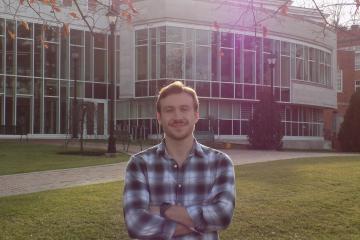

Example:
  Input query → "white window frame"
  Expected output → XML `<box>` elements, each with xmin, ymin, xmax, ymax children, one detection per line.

<box><xmin>355</xmin><ymin>52</ymin><xmax>360</xmax><ymax>71</ymax></box>
<box><xmin>355</xmin><ymin>80</ymin><xmax>360</xmax><ymax>92</ymax></box>
<box><xmin>337</xmin><ymin>68</ymin><xmax>343</xmax><ymax>93</ymax></box>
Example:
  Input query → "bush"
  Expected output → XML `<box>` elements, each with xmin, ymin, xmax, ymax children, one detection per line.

<box><xmin>247</xmin><ymin>91</ymin><xmax>283</xmax><ymax>150</ymax></box>
<box><xmin>338</xmin><ymin>90</ymin><xmax>360</xmax><ymax>152</ymax></box>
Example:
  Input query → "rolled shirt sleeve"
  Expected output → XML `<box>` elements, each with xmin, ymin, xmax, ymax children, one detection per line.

<box><xmin>186</xmin><ymin>154</ymin><xmax>235</xmax><ymax>233</ymax></box>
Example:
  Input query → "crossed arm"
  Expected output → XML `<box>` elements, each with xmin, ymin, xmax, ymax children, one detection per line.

<box><xmin>150</xmin><ymin>205</ymin><xmax>195</xmax><ymax>237</ymax></box>
<box><xmin>123</xmin><ymin>156</ymin><xmax>235</xmax><ymax>239</ymax></box>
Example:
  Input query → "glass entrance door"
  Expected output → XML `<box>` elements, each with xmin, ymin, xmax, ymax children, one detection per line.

<box><xmin>16</xmin><ymin>97</ymin><xmax>31</xmax><ymax>134</ymax></box>
<box><xmin>82</xmin><ymin>100</ymin><xmax>107</xmax><ymax>138</ymax></box>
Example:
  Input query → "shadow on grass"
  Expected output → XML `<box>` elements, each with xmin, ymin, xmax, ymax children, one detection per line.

<box><xmin>57</xmin><ymin>149</ymin><xmax>107</xmax><ymax>157</ymax></box>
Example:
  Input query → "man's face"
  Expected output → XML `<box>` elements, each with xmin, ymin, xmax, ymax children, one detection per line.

<box><xmin>157</xmin><ymin>92</ymin><xmax>199</xmax><ymax>141</ymax></box>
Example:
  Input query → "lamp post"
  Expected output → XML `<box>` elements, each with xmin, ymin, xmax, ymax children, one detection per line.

<box><xmin>106</xmin><ymin>6</ymin><xmax>118</xmax><ymax>154</ymax></box>
<box><xmin>267</xmin><ymin>53</ymin><xmax>276</xmax><ymax>102</ymax></box>
<box><xmin>72</xmin><ymin>52</ymin><xmax>79</xmax><ymax>138</ymax></box>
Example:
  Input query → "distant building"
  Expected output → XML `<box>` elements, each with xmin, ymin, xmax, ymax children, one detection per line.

<box><xmin>0</xmin><ymin>0</ymin><xmax>337</xmax><ymax>149</ymax></box>
<box><xmin>324</xmin><ymin>25</ymin><xmax>360</xmax><ymax>149</ymax></box>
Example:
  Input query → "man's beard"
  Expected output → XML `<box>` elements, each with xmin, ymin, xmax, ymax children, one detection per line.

<box><xmin>164</xmin><ymin>120</ymin><xmax>194</xmax><ymax>141</ymax></box>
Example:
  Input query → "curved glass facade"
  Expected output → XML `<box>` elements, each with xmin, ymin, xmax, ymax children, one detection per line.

<box><xmin>0</xmin><ymin>18</ymin><xmax>120</xmax><ymax>135</ymax></box>
<box><xmin>117</xmin><ymin>25</ymin><xmax>331</xmax><ymax>138</ymax></box>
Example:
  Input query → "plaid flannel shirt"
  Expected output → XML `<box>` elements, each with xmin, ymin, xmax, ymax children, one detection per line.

<box><xmin>123</xmin><ymin>139</ymin><xmax>235</xmax><ymax>240</ymax></box>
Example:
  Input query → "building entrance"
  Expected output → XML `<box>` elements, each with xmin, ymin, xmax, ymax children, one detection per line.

<box><xmin>16</xmin><ymin>97</ymin><xmax>31</xmax><ymax>135</ymax></box>
<box><xmin>80</xmin><ymin>100</ymin><xmax>107</xmax><ymax>138</ymax></box>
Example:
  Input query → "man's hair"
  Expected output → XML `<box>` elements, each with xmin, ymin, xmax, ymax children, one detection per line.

<box><xmin>156</xmin><ymin>81</ymin><xmax>199</xmax><ymax>113</ymax></box>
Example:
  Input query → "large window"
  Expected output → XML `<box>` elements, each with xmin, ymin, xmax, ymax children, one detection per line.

<box><xmin>296</xmin><ymin>44</ymin><xmax>304</xmax><ymax>80</ymax></box>
<box><xmin>134</xmin><ymin>25</ymin><xmax>333</xmax><ymax>107</ymax></box>
<box><xmin>135</xmin><ymin>29</ymin><xmax>148</xmax><ymax>80</ymax></box>
<box><xmin>243</xmin><ymin>36</ymin><xmax>256</xmax><ymax>84</ymax></box>
<box><xmin>355</xmin><ymin>52</ymin><xmax>360</xmax><ymax>71</ymax></box>
<box><xmin>17</xmin><ymin>39</ymin><xmax>32</xmax><ymax>76</ymax></box>
<box><xmin>220</xmin><ymin>32</ymin><xmax>233</xmax><ymax>83</ymax></box>
<box><xmin>355</xmin><ymin>80</ymin><xmax>360</xmax><ymax>92</ymax></box>
<box><xmin>337</xmin><ymin>68</ymin><xmax>343</xmax><ymax>92</ymax></box>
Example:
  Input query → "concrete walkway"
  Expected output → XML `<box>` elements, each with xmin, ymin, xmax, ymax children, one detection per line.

<box><xmin>0</xmin><ymin>143</ymin><xmax>358</xmax><ymax>197</ymax></box>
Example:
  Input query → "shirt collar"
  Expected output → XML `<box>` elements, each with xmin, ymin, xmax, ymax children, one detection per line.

<box><xmin>156</xmin><ymin>138</ymin><xmax>205</xmax><ymax>158</ymax></box>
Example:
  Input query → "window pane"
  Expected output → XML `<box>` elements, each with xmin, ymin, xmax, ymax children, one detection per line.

<box><xmin>17</xmin><ymin>39</ymin><xmax>32</xmax><ymax>76</ymax></box>
<box><xmin>166</xmin><ymin>26</ymin><xmax>183</xmax><ymax>43</ymax></box>
<box><xmin>17</xmin><ymin>21</ymin><xmax>32</xmax><ymax>38</ymax></box>
<box><xmin>235</xmin><ymin>34</ymin><xmax>242</xmax><ymax>83</ymax></box>
<box><xmin>0</xmin><ymin>37</ymin><xmax>3</xmax><ymax>74</ymax></box>
<box><xmin>136</xmin><ymin>29</ymin><xmax>148</xmax><ymax>45</ymax></box>
<box><xmin>196</xmin><ymin>82</ymin><xmax>210</xmax><ymax>97</ymax></box>
<box><xmin>94</xmin><ymin>83</ymin><xmax>106</xmax><ymax>99</ymax></box>
<box><xmin>45</xmin><ymin>26</ymin><xmax>59</xmax><ymax>42</ymax></box>
<box><xmin>281</xmin><ymin>41</ymin><xmax>290</xmax><ymax>56</ymax></box>
<box><xmin>167</xmin><ymin>44</ymin><xmax>183</xmax><ymax>78</ymax></box>
<box><xmin>135</xmin><ymin>81</ymin><xmax>148</xmax><ymax>97</ymax></box>
<box><xmin>185</xmin><ymin>47</ymin><xmax>193</xmax><ymax>79</ymax></box>
<box><xmin>221</xmin><ymin>32</ymin><xmax>233</xmax><ymax>48</ymax></box>
<box><xmin>211</xmin><ymin>32</ymin><xmax>219</xmax><ymax>82</ymax></box>
<box><xmin>244</xmin><ymin>51</ymin><xmax>255</xmax><ymax>83</ymax></box>
<box><xmin>196</xmin><ymin>29</ymin><xmax>209</xmax><ymax>45</ymax></box>
<box><xmin>196</xmin><ymin>46</ymin><xmax>209</xmax><ymax>80</ymax></box>
<box><xmin>94</xmin><ymin>33</ymin><xmax>106</xmax><ymax>48</ymax></box>
<box><xmin>45</xmin><ymin>79</ymin><xmax>58</xmax><ymax>96</ymax></box>
<box><xmin>281</xmin><ymin>56</ymin><xmax>290</xmax><ymax>87</ymax></box>
<box><xmin>241</xmin><ymin>103</ymin><xmax>251</xmax><ymax>120</ymax></box>
<box><xmin>235</xmin><ymin>84</ymin><xmax>242</xmax><ymax>99</ymax></box>
<box><xmin>60</xmin><ymin>33</ymin><xmax>68</xmax><ymax>79</ymax></box>
<box><xmin>219</xmin><ymin>120</ymin><xmax>232</xmax><ymax>134</ymax></box>
<box><xmin>0</xmin><ymin>76</ymin><xmax>4</xmax><ymax>93</ymax></box>
<box><xmin>160</xmin><ymin>44</ymin><xmax>166</xmax><ymax>78</ymax></box>
<box><xmin>199</xmin><ymin>100</ymin><xmax>208</xmax><ymax>118</ymax></box>
<box><xmin>263</xmin><ymin>38</ymin><xmax>273</xmax><ymax>53</ymax></box>
<box><xmin>44</xmin><ymin>98</ymin><xmax>58</xmax><ymax>134</ymax></box>
<box><xmin>17</xmin><ymin>77</ymin><xmax>32</xmax><ymax>95</ymax></box>
<box><xmin>219</xmin><ymin>102</ymin><xmax>232</xmax><ymax>118</ymax></box>
<box><xmin>70</xmin><ymin>29</ymin><xmax>83</xmax><ymax>45</ymax></box>
<box><xmin>221</xmin><ymin>48</ymin><xmax>233</xmax><ymax>82</ymax></box>
<box><xmin>244</xmin><ymin>36</ymin><xmax>256</xmax><ymax>50</ymax></box>
<box><xmin>221</xmin><ymin>83</ymin><xmax>234</xmax><ymax>98</ymax></box>
<box><xmin>211</xmin><ymin>82</ymin><xmax>219</xmax><ymax>97</ymax></box>
<box><xmin>45</xmin><ymin>43</ymin><xmax>58</xmax><ymax>78</ymax></box>
<box><xmin>6</xmin><ymin>76</ymin><xmax>15</xmax><ymax>96</ymax></box>
<box><xmin>136</xmin><ymin>46</ymin><xmax>148</xmax><ymax>80</ymax></box>
<box><xmin>94</xmin><ymin>49</ymin><xmax>106</xmax><ymax>82</ymax></box>
<box><xmin>6</xmin><ymin>20</ymin><xmax>15</xmax><ymax>75</ymax></box>
<box><xmin>0</xmin><ymin>18</ymin><xmax>4</xmax><ymax>34</ymax></box>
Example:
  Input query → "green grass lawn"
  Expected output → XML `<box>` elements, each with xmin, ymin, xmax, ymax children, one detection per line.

<box><xmin>0</xmin><ymin>156</ymin><xmax>359</xmax><ymax>239</ymax></box>
<box><xmin>0</xmin><ymin>142</ymin><xmax>129</xmax><ymax>175</ymax></box>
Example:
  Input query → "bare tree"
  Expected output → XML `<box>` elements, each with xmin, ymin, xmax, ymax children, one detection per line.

<box><xmin>0</xmin><ymin>0</ymin><xmax>138</xmax><ymax>38</ymax></box>
<box><xmin>292</xmin><ymin>0</ymin><xmax>360</xmax><ymax>28</ymax></box>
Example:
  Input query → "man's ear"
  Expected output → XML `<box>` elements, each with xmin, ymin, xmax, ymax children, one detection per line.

<box><xmin>195</xmin><ymin>111</ymin><xmax>200</xmax><ymax>123</ymax></box>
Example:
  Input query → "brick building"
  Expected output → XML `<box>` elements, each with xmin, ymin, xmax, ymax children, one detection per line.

<box><xmin>324</xmin><ymin>25</ymin><xmax>360</xmax><ymax>149</ymax></box>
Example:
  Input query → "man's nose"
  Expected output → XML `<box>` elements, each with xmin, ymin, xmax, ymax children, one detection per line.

<box><xmin>173</xmin><ymin>109</ymin><xmax>183</xmax><ymax>118</ymax></box>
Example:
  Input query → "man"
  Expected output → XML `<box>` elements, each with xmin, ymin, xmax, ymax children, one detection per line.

<box><xmin>123</xmin><ymin>81</ymin><xmax>235</xmax><ymax>239</ymax></box>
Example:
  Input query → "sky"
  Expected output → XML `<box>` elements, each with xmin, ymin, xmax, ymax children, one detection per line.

<box><xmin>291</xmin><ymin>0</ymin><xmax>359</xmax><ymax>26</ymax></box>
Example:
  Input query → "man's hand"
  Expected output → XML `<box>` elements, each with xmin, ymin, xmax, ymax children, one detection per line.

<box><xmin>150</xmin><ymin>205</ymin><xmax>193</xmax><ymax>237</ymax></box>
<box><xmin>173</xmin><ymin>223</ymin><xmax>192</xmax><ymax>237</ymax></box>
<box><xmin>164</xmin><ymin>204</ymin><xmax>194</xmax><ymax>228</ymax></box>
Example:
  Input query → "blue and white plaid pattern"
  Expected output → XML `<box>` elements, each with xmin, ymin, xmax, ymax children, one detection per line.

<box><xmin>123</xmin><ymin>140</ymin><xmax>235</xmax><ymax>240</ymax></box>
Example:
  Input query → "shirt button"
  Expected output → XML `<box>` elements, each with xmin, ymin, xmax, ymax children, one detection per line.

<box><xmin>178</xmin><ymin>184</ymin><xmax>182</xmax><ymax>188</ymax></box>
<box><xmin>174</xmin><ymin>164</ymin><xmax>178</xmax><ymax>169</ymax></box>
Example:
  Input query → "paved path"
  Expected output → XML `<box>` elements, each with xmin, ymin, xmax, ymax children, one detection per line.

<box><xmin>0</xmin><ymin>144</ymin><xmax>358</xmax><ymax>197</ymax></box>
